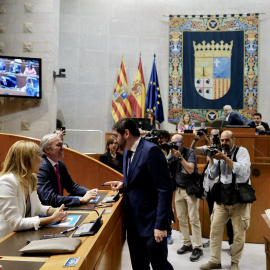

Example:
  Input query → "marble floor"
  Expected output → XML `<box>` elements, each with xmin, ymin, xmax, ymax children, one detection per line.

<box><xmin>121</xmin><ymin>229</ymin><xmax>265</xmax><ymax>270</ymax></box>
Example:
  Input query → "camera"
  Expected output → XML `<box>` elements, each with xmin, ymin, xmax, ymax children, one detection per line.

<box><xmin>161</xmin><ymin>142</ymin><xmax>179</xmax><ymax>152</ymax></box>
<box><xmin>142</xmin><ymin>130</ymin><xmax>159</xmax><ymax>145</ymax></box>
<box><xmin>205</xmin><ymin>133</ymin><xmax>221</xmax><ymax>156</ymax></box>
<box><xmin>197</xmin><ymin>128</ymin><xmax>208</xmax><ymax>136</ymax></box>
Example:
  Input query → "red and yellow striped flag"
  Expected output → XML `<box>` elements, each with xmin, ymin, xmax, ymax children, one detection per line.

<box><xmin>128</xmin><ymin>56</ymin><xmax>146</xmax><ymax>118</ymax></box>
<box><xmin>111</xmin><ymin>56</ymin><xmax>132</xmax><ymax>122</ymax></box>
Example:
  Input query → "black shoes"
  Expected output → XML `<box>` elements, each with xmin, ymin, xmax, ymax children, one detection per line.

<box><xmin>177</xmin><ymin>245</ymin><xmax>193</xmax><ymax>254</ymax></box>
<box><xmin>190</xmin><ymin>248</ymin><xmax>203</xmax><ymax>262</ymax></box>
<box><xmin>203</xmin><ymin>240</ymin><xmax>210</xmax><ymax>248</ymax></box>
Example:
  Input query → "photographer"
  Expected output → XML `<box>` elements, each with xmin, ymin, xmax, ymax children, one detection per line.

<box><xmin>200</xmin><ymin>130</ymin><xmax>252</xmax><ymax>270</ymax></box>
<box><xmin>157</xmin><ymin>129</ymin><xmax>175</xmax><ymax>245</ymax></box>
<box><xmin>168</xmin><ymin>134</ymin><xmax>203</xmax><ymax>262</ymax></box>
<box><xmin>191</xmin><ymin>128</ymin><xmax>234</xmax><ymax>251</ymax></box>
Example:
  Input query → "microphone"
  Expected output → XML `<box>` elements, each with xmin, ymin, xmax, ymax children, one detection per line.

<box><xmin>251</xmin><ymin>145</ymin><xmax>270</xmax><ymax>163</ymax></box>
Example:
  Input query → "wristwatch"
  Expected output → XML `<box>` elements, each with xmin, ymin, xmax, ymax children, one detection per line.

<box><xmin>178</xmin><ymin>156</ymin><xmax>183</xmax><ymax>162</ymax></box>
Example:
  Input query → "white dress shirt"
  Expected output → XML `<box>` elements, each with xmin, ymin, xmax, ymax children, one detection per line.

<box><xmin>209</xmin><ymin>146</ymin><xmax>251</xmax><ymax>184</ymax></box>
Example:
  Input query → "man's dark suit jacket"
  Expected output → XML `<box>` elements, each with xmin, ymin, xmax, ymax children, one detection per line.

<box><xmin>99</xmin><ymin>151</ymin><xmax>123</xmax><ymax>173</ymax></box>
<box><xmin>123</xmin><ymin>139</ymin><xmax>173</xmax><ymax>237</ymax></box>
<box><xmin>37</xmin><ymin>156</ymin><xmax>88</xmax><ymax>207</ymax></box>
<box><xmin>227</xmin><ymin>112</ymin><xmax>244</xmax><ymax>125</ymax></box>
<box><xmin>248</xmin><ymin>121</ymin><xmax>269</xmax><ymax>130</ymax></box>
<box><xmin>9</xmin><ymin>64</ymin><xmax>21</xmax><ymax>73</ymax></box>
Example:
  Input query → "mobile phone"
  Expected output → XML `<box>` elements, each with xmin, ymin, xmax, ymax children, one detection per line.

<box><xmin>89</xmin><ymin>196</ymin><xmax>100</xmax><ymax>204</ymax></box>
<box><xmin>62</xmin><ymin>127</ymin><xmax>66</xmax><ymax>135</ymax></box>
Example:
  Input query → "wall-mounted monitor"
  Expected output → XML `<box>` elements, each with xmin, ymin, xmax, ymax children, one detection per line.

<box><xmin>0</xmin><ymin>55</ymin><xmax>42</xmax><ymax>99</ymax></box>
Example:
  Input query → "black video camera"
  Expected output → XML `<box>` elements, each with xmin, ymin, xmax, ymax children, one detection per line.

<box><xmin>161</xmin><ymin>142</ymin><xmax>179</xmax><ymax>152</ymax></box>
<box><xmin>142</xmin><ymin>130</ymin><xmax>159</xmax><ymax>145</ymax></box>
<box><xmin>205</xmin><ymin>133</ymin><xmax>221</xmax><ymax>156</ymax></box>
<box><xmin>197</xmin><ymin>128</ymin><xmax>208</xmax><ymax>136</ymax></box>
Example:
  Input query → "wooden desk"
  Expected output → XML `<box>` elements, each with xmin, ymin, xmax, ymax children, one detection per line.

<box><xmin>0</xmin><ymin>191</ymin><xmax>124</xmax><ymax>270</ymax></box>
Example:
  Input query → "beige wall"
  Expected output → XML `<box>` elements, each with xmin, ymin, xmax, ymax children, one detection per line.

<box><xmin>0</xmin><ymin>0</ymin><xmax>60</xmax><ymax>140</ymax></box>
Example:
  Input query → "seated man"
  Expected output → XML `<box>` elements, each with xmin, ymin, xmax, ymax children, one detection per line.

<box><xmin>248</xmin><ymin>112</ymin><xmax>269</xmax><ymax>131</ymax></box>
<box><xmin>37</xmin><ymin>134</ymin><xmax>98</xmax><ymax>207</ymax></box>
<box><xmin>0</xmin><ymin>75</ymin><xmax>17</xmax><ymax>88</ymax></box>
<box><xmin>9</xmin><ymin>61</ymin><xmax>21</xmax><ymax>73</ymax></box>
<box><xmin>223</xmin><ymin>105</ymin><xmax>243</xmax><ymax>125</ymax></box>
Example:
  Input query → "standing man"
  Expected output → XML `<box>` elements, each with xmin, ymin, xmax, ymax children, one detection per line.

<box><xmin>247</xmin><ymin>112</ymin><xmax>269</xmax><ymax>131</ymax></box>
<box><xmin>37</xmin><ymin>134</ymin><xmax>98</xmax><ymax>207</ymax></box>
<box><xmin>200</xmin><ymin>131</ymin><xmax>252</xmax><ymax>270</ymax></box>
<box><xmin>105</xmin><ymin>118</ymin><xmax>174</xmax><ymax>270</ymax></box>
<box><xmin>168</xmin><ymin>134</ymin><xmax>203</xmax><ymax>262</ymax></box>
<box><xmin>191</xmin><ymin>129</ymin><xmax>234</xmax><ymax>252</ymax></box>
<box><xmin>223</xmin><ymin>105</ymin><xmax>244</xmax><ymax>125</ymax></box>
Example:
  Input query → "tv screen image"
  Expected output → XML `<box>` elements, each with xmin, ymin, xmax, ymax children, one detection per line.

<box><xmin>0</xmin><ymin>55</ymin><xmax>42</xmax><ymax>98</ymax></box>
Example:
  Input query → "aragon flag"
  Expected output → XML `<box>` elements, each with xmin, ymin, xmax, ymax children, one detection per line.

<box><xmin>128</xmin><ymin>56</ymin><xmax>146</xmax><ymax>118</ymax></box>
<box><xmin>111</xmin><ymin>55</ymin><xmax>132</xmax><ymax>122</ymax></box>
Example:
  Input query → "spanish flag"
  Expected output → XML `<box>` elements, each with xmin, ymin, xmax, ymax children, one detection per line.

<box><xmin>111</xmin><ymin>56</ymin><xmax>132</xmax><ymax>122</ymax></box>
<box><xmin>128</xmin><ymin>56</ymin><xmax>146</xmax><ymax>118</ymax></box>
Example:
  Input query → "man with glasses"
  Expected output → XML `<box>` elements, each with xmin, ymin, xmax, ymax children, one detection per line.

<box><xmin>168</xmin><ymin>134</ymin><xmax>203</xmax><ymax>262</ymax></box>
<box><xmin>223</xmin><ymin>105</ymin><xmax>243</xmax><ymax>125</ymax></box>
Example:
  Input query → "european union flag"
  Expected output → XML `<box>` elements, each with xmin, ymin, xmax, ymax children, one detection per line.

<box><xmin>145</xmin><ymin>58</ymin><xmax>164</xmax><ymax>123</ymax></box>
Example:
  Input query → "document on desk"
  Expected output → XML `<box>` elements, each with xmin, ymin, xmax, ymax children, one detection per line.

<box><xmin>46</xmin><ymin>215</ymin><xmax>81</xmax><ymax>227</ymax></box>
<box><xmin>265</xmin><ymin>209</ymin><xmax>270</xmax><ymax>221</ymax></box>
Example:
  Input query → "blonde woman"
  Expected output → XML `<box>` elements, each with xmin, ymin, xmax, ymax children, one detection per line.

<box><xmin>178</xmin><ymin>112</ymin><xmax>195</xmax><ymax>133</ymax></box>
<box><xmin>0</xmin><ymin>140</ymin><xmax>67</xmax><ymax>238</ymax></box>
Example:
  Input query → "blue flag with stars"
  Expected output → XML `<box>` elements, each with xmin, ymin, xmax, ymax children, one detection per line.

<box><xmin>145</xmin><ymin>58</ymin><xmax>164</xmax><ymax>123</ymax></box>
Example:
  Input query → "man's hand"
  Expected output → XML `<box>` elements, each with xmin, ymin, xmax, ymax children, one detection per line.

<box><xmin>256</xmin><ymin>124</ymin><xmax>265</xmax><ymax>131</ymax></box>
<box><xmin>154</xmin><ymin>229</ymin><xmax>167</xmax><ymax>243</ymax></box>
<box><xmin>171</xmin><ymin>148</ymin><xmax>182</xmax><ymax>159</ymax></box>
<box><xmin>104</xmin><ymin>181</ymin><xmax>124</xmax><ymax>191</ymax></box>
<box><xmin>195</xmin><ymin>129</ymin><xmax>207</xmax><ymax>140</ymax></box>
<box><xmin>81</xmin><ymin>188</ymin><xmax>98</xmax><ymax>204</ymax></box>
<box><xmin>212</xmin><ymin>149</ymin><xmax>226</xmax><ymax>160</ymax></box>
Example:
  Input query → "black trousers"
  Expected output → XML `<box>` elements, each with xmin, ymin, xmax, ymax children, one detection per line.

<box><xmin>206</xmin><ymin>190</ymin><xmax>234</xmax><ymax>245</ymax></box>
<box><xmin>126</xmin><ymin>216</ymin><xmax>174</xmax><ymax>270</ymax></box>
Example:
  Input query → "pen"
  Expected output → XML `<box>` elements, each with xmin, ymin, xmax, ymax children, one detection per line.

<box><xmin>60</xmin><ymin>226</ymin><xmax>78</xmax><ymax>234</ymax></box>
<box><xmin>101</xmin><ymin>184</ymin><xmax>111</xmax><ymax>186</ymax></box>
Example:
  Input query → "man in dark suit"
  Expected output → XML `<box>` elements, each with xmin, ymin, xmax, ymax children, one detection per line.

<box><xmin>0</xmin><ymin>75</ymin><xmax>17</xmax><ymax>88</ymax></box>
<box><xmin>37</xmin><ymin>134</ymin><xmax>98</xmax><ymax>207</ymax></box>
<box><xmin>9</xmin><ymin>61</ymin><xmax>21</xmax><ymax>73</ymax></box>
<box><xmin>248</xmin><ymin>112</ymin><xmax>269</xmax><ymax>131</ymax></box>
<box><xmin>105</xmin><ymin>118</ymin><xmax>174</xmax><ymax>270</ymax></box>
<box><xmin>223</xmin><ymin>105</ymin><xmax>244</xmax><ymax>125</ymax></box>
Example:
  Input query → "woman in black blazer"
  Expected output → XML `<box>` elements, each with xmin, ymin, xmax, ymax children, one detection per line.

<box><xmin>99</xmin><ymin>135</ymin><xmax>123</xmax><ymax>174</ymax></box>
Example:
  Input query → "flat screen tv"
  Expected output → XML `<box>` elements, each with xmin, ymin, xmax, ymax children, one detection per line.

<box><xmin>0</xmin><ymin>55</ymin><xmax>42</xmax><ymax>98</ymax></box>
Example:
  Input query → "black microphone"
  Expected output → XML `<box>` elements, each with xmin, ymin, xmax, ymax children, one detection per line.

<box><xmin>251</xmin><ymin>145</ymin><xmax>270</xmax><ymax>163</ymax></box>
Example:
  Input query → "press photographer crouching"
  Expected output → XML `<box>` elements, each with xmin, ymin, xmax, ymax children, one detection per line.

<box><xmin>200</xmin><ymin>130</ymin><xmax>256</xmax><ymax>270</ymax></box>
<box><xmin>168</xmin><ymin>134</ymin><xmax>203</xmax><ymax>262</ymax></box>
